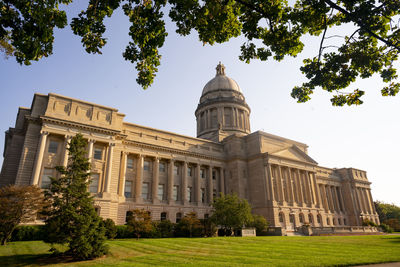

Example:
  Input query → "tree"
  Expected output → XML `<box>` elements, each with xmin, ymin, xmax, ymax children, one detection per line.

<box><xmin>126</xmin><ymin>209</ymin><xmax>154</xmax><ymax>239</ymax></box>
<box><xmin>249</xmin><ymin>214</ymin><xmax>269</xmax><ymax>236</ymax></box>
<box><xmin>174</xmin><ymin>212</ymin><xmax>202</xmax><ymax>237</ymax></box>
<box><xmin>44</xmin><ymin>133</ymin><xmax>108</xmax><ymax>260</ymax></box>
<box><xmin>1</xmin><ymin>1</ymin><xmax>399</xmax><ymax>105</ymax></box>
<box><xmin>375</xmin><ymin>201</ymin><xmax>400</xmax><ymax>231</ymax></box>
<box><xmin>210</xmin><ymin>193</ymin><xmax>252</xmax><ymax>236</ymax></box>
<box><xmin>0</xmin><ymin>185</ymin><xmax>46</xmax><ymax>245</ymax></box>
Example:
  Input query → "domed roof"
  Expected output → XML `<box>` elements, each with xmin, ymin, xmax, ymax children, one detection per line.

<box><xmin>202</xmin><ymin>62</ymin><xmax>242</xmax><ymax>96</ymax></box>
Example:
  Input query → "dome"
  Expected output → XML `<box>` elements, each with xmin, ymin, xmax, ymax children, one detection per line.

<box><xmin>201</xmin><ymin>62</ymin><xmax>242</xmax><ymax>96</ymax></box>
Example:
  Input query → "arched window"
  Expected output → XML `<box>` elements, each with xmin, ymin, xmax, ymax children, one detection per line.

<box><xmin>94</xmin><ymin>206</ymin><xmax>101</xmax><ymax>216</ymax></box>
<box><xmin>308</xmin><ymin>214</ymin><xmax>313</xmax><ymax>224</ymax></box>
<box><xmin>176</xmin><ymin>212</ymin><xmax>182</xmax><ymax>223</ymax></box>
<box><xmin>161</xmin><ymin>212</ymin><xmax>167</xmax><ymax>221</ymax></box>
<box><xmin>327</xmin><ymin>218</ymin><xmax>330</xmax><ymax>225</ymax></box>
<box><xmin>299</xmin><ymin>213</ymin><xmax>304</xmax><ymax>224</ymax></box>
<box><xmin>279</xmin><ymin>212</ymin><xmax>285</xmax><ymax>223</ymax></box>
<box><xmin>317</xmin><ymin>214</ymin><xmax>322</xmax><ymax>224</ymax></box>
<box><xmin>333</xmin><ymin>218</ymin><xmax>336</xmax><ymax>225</ymax></box>
<box><xmin>338</xmin><ymin>218</ymin><xmax>342</xmax><ymax>225</ymax></box>
<box><xmin>343</xmin><ymin>218</ymin><xmax>347</xmax><ymax>225</ymax></box>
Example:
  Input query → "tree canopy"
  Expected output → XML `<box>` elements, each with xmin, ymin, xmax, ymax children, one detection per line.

<box><xmin>210</xmin><ymin>193</ymin><xmax>252</xmax><ymax>235</ymax></box>
<box><xmin>1</xmin><ymin>1</ymin><xmax>399</xmax><ymax>105</ymax></box>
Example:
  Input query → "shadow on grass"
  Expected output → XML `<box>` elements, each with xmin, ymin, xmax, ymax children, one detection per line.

<box><xmin>0</xmin><ymin>253</ymin><xmax>84</xmax><ymax>267</ymax></box>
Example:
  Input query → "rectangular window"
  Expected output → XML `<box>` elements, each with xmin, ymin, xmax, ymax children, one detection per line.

<box><xmin>212</xmin><ymin>170</ymin><xmax>216</xmax><ymax>180</ymax></box>
<box><xmin>41</xmin><ymin>168</ymin><xmax>53</xmax><ymax>189</ymax></box>
<box><xmin>158</xmin><ymin>184</ymin><xmax>165</xmax><ymax>200</ymax></box>
<box><xmin>201</xmin><ymin>188</ymin><xmax>206</xmax><ymax>203</ymax></box>
<box><xmin>143</xmin><ymin>160</ymin><xmax>150</xmax><ymax>171</ymax></box>
<box><xmin>159</xmin><ymin>162</ymin><xmax>166</xmax><ymax>172</ymax></box>
<box><xmin>124</xmin><ymin>180</ymin><xmax>132</xmax><ymax>198</ymax></box>
<box><xmin>213</xmin><ymin>189</ymin><xmax>217</xmax><ymax>199</ymax></box>
<box><xmin>187</xmin><ymin>187</ymin><xmax>192</xmax><ymax>202</ymax></box>
<box><xmin>48</xmin><ymin>140</ymin><xmax>59</xmax><ymax>154</ymax></box>
<box><xmin>187</xmin><ymin>166</ymin><xmax>193</xmax><ymax>177</ymax></box>
<box><xmin>89</xmin><ymin>173</ymin><xmax>99</xmax><ymax>193</ymax></box>
<box><xmin>173</xmin><ymin>185</ymin><xmax>179</xmax><ymax>201</ymax></box>
<box><xmin>127</xmin><ymin>158</ymin><xmax>134</xmax><ymax>169</ymax></box>
<box><xmin>200</xmin><ymin>169</ymin><xmax>206</xmax><ymax>178</ymax></box>
<box><xmin>142</xmin><ymin>183</ymin><xmax>149</xmax><ymax>200</ymax></box>
<box><xmin>174</xmin><ymin>165</ymin><xmax>179</xmax><ymax>175</ymax></box>
<box><xmin>94</xmin><ymin>147</ymin><xmax>103</xmax><ymax>160</ymax></box>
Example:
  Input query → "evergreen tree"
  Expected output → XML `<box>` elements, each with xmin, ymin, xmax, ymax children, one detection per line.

<box><xmin>44</xmin><ymin>133</ymin><xmax>108</xmax><ymax>260</ymax></box>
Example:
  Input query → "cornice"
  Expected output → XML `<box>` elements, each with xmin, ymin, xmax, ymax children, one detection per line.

<box><xmin>122</xmin><ymin>139</ymin><xmax>226</xmax><ymax>163</ymax></box>
<box><xmin>40</xmin><ymin>116</ymin><xmax>125</xmax><ymax>137</ymax></box>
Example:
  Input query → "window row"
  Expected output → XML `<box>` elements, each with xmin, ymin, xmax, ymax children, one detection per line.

<box><xmin>46</xmin><ymin>139</ymin><xmax>106</xmax><ymax>161</ymax></box>
<box><xmin>125</xmin><ymin>211</ymin><xmax>209</xmax><ymax>223</ymax></box>
<box><xmin>278</xmin><ymin>212</ymin><xmax>348</xmax><ymax>226</ymax></box>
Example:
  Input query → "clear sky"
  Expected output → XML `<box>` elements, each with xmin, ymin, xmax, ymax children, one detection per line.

<box><xmin>1</xmin><ymin>2</ymin><xmax>399</xmax><ymax>206</ymax></box>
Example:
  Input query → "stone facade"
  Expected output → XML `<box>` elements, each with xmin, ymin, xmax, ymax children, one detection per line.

<box><xmin>0</xmin><ymin>63</ymin><xmax>379</xmax><ymax>234</ymax></box>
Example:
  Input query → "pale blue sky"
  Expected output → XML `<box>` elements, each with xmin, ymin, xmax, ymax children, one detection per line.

<box><xmin>1</xmin><ymin>2</ymin><xmax>399</xmax><ymax>205</ymax></box>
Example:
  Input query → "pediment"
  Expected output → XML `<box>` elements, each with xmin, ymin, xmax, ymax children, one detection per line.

<box><xmin>271</xmin><ymin>145</ymin><xmax>318</xmax><ymax>164</ymax></box>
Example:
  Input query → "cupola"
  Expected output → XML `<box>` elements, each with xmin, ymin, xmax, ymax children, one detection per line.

<box><xmin>195</xmin><ymin>62</ymin><xmax>251</xmax><ymax>142</ymax></box>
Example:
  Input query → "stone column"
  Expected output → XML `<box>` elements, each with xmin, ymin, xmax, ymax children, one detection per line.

<box><xmin>87</xmin><ymin>139</ymin><xmax>96</xmax><ymax>164</ymax></box>
<box><xmin>220</xmin><ymin>168</ymin><xmax>225</xmax><ymax>196</ymax></box>
<box><xmin>321</xmin><ymin>185</ymin><xmax>329</xmax><ymax>212</ymax></box>
<box><xmin>195</xmin><ymin>164</ymin><xmax>201</xmax><ymax>203</ymax></box>
<box><xmin>207</xmin><ymin>110</ymin><xmax>211</xmax><ymax>129</ymax></box>
<box><xmin>104</xmin><ymin>143</ymin><xmax>115</xmax><ymax>193</ymax></box>
<box><xmin>182</xmin><ymin>161</ymin><xmax>188</xmax><ymax>203</ymax></box>
<box><xmin>152</xmin><ymin>157</ymin><xmax>159</xmax><ymax>203</ymax></box>
<box><xmin>207</xmin><ymin>166</ymin><xmax>213</xmax><ymax>203</ymax></box>
<box><xmin>168</xmin><ymin>159</ymin><xmax>174</xmax><ymax>203</ymax></box>
<box><xmin>277</xmin><ymin>165</ymin><xmax>285</xmax><ymax>203</ymax></box>
<box><xmin>31</xmin><ymin>131</ymin><xmax>49</xmax><ymax>185</ymax></box>
<box><xmin>135</xmin><ymin>155</ymin><xmax>143</xmax><ymax>202</ymax></box>
<box><xmin>338</xmin><ymin>187</ymin><xmax>345</xmax><ymax>212</ymax></box>
<box><xmin>296</xmin><ymin>169</ymin><xmax>304</xmax><ymax>205</ymax></box>
<box><xmin>268</xmin><ymin>165</ymin><xmax>276</xmax><ymax>202</ymax></box>
<box><xmin>313</xmin><ymin>173</ymin><xmax>322</xmax><ymax>208</ymax></box>
<box><xmin>368</xmin><ymin>189</ymin><xmax>376</xmax><ymax>213</ymax></box>
<box><xmin>307</xmin><ymin>172</ymin><xmax>316</xmax><ymax>205</ymax></box>
<box><xmin>62</xmin><ymin>135</ymin><xmax>72</xmax><ymax>167</ymax></box>
<box><xmin>287</xmin><ymin>168</ymin><xmax>295</xmax><ymax>204</ymax></box>
<box><xmin>119</xmin><ymin>152</ymin><xmax>128</xmax><ymax>196</ymax></box>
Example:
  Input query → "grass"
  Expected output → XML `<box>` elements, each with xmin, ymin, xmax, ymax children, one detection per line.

<box><xmin>1</xmin><ymin>235</ymin><xmax>400</xmax><ymax>266</ymax></box>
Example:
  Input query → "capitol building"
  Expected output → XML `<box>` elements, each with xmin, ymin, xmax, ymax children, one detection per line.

<box><xmin>0</xmin><ymin>63</ymin><xmax>379</xmax><ymax>234</ymax></box>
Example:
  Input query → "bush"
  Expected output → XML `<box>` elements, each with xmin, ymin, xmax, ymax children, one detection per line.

<box><xmin>200</xmin><ymin>219</ymin><xmax>217</xmax><ymax>237</ymax></box>
<box><xmin>379</xmin><ymin>223</ymin><xmax>394</xmax><ymax>233</ymax></box>
<box><xmin>248</xmin><ymin>215</ymin><xmax>269</xmax><ymax>236</ymax></box>
<box><xmin>116</xmin><ymin>225</ymin><xmax>133</xmax><ymax>239</ymax></box>
<box><xmin>11</xmin><ymin>225</ymin><xmax>47</xmax><ymax>241</ymax></box>
<box><xmin>174</xmin><ymin>213</ymin><xmax>203</xmax><ymax>237</ymax></box>
<box><xmin>153</xmin><ymin>220</ymin><xmax>174</xmax><ymax>238</ymax></box>
<box><xmin>362</xmin><ymin>219</ymin><xmax>378</xmax><ymax>227</ymax></box>
<box><xmin>102</xmin><ymin>218</ymin><xmax>117</xmax><ymax>239</ymax></box>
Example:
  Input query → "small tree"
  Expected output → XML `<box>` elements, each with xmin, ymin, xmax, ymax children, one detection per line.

<box><xmin>174</xmin><ymin>212</ymin><xmax>202</xmax><ymax>238</ymax></box>
<box><xmin>249</xmin><ymin>214</ymin><xmax>269</xmax><ymax>236</ymax></box>
<box><xmin>126</xmin><ymin>209</ymin><xmax>154</xmax><ymax>239</ymax></box>
<box><xmin>0</xmin><ymin>185</ymin><xmax>46</xmax><ymax>245</ymax></box>
<box><xmin>211</xmin><ymin>193</ymin><xmax>252</xmax><ymax>236</ymax></box>
<box><xmin>44</xmin><ymin>133</ymin><xmax>108</xmax><ymax>260</ymax></box>
<box><xmin>102</xmin><ymin>218</ymin><xmax>117</xmax><ymax>239</ymax></box>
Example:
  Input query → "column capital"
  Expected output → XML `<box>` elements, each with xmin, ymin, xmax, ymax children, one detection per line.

<box><xmin>109</xmin><ymin>142</ymin><xmax>116</xmax><ymax>147</ymax></box>
<box><xmin>122</xmin><ymin>151</ymin><xmax>129</xmax><ymax>156</ymax></box>
<box><xmin>88</xmin><ymin>138</ymin><xmax>96</xmax><ymax>144</ymax></box>
<box><xmin>65</xmin><ymin>134</ymin><xmax>73</xmax><ymax>140</ymax></box>
<box><xmin>40</xmin><ymin>131</ymin><xmax>49</xmax><ymax>136</ymax></box>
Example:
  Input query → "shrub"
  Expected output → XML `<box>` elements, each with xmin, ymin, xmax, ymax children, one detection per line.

<box><xmin>174</xmin><ymin>212</ymin><xmax>203</xmax><ymax>237</ymax></box>
<box><xmin>11</xmin><ymin>225</ymin><xmax>47</xmax><ymax>241</ymax></box>
<box><xmin>102</xmin><ymin>218</ymin><xmax>117</xmax><ymax>239</ymax></box>
<box><xmin>116</xmin><ymin>225</ymin><xmax>133</xmax><ymax>239</ymax></box>
<box><xmin>153</xmin><ymin>220</ymin><xmax>174</xmax><ymax>238</ymax></box>
<box><xmin>200</xmin><ymin>219</ymin><xmax>217</xmax><ymax>237</ymax></box>
<box><xmin>248</xmin><ymin>215</ymin><xmax>269</xmax><ymax>236</ymax></box>
<box><xmin>379</xmin><ymin>223</ymin><xmax>393</xmax><ymax>233</ymax></box>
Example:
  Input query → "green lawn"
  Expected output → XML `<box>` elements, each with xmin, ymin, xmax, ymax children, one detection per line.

<box><xmin>1</xmin><ymin>235</ymin><xmax>400</xmax><ymax>266</ymax></box>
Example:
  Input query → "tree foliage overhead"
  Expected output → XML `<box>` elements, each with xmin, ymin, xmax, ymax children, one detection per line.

<box><xmin>44</xmin><ymin>133</ymin><xmax>108</xmax><ymax>260</ymax></box>
<box><xmin>0</xmin><ymin>185</ymin><xmax>46</xmax><ymax>245</ymax></box>
<box><xmin>1</xmin><ymin>0</ymin><xmax>400</xmax><ymax>105</ymax></box>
